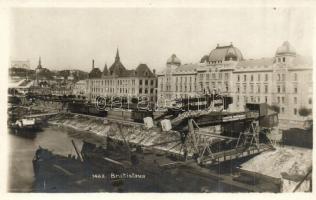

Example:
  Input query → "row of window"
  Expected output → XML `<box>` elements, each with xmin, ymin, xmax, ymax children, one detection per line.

<box><xmin>199</xmin><ymin>72</ymin><xmax>229</xmax><ymax>80</ymax></box>
<box><xmin>237</xmin><ymin>73</ymin><xmax>269</xmax><ymax>82</ymax></box>
<box><xmin>236</xmin><ymin>73</ymin><xmax>299</xmax><ymax>83</ymax></box>
<box><xmin>236</xmin><ymin>84</ymin><xmax>269</xmax><ymax>94</ymax></box>
<box><xmin>139</xmin><ymin>88</ymin><xmax>155</xmax><ymax>94</ymax></box>
<box><xmin>139</xmin><ymin>79</ymin><xmax>156</xmax><ymax>86</ymax></box>
<box><xmin>236</xmin><ymin>95</ymin><xmax>268</xmax><ymax>104</ymax></box>
<box><xmin>175</xmin><ymin>76</ymin><xmax>195</xmax><ymax>84</ymax></box>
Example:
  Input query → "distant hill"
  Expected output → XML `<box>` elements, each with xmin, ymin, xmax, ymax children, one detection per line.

<box><xmin>9</xmin><ymin>68</ymin><xmax>89</xmax><ymax>81</ymax></box>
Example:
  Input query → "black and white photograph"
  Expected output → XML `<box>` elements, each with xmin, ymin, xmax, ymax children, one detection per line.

<box><xmin>1</xmin><ymin>0</ymin><xmax>315</xmax><ymax>196</ymax></box>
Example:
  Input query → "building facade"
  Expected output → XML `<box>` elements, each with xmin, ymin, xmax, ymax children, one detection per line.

<box><xmin>158</xmin><ymin>42</ymin><xmax>313</xmax><ymax>129</ymax></box>
<box><xmin>11</xmin><ymin>60</ymin><xmax>31</xmax><ymax>69</ymax></box>
<box><xmin>86</xmin><ymin>49</ymin><xmax>157</xmax><ymax>103</ymax></box>
<box><xmin>73</xmin><ymin>80</ymin><xmax>87</xmax><ymax>96</ymax></box>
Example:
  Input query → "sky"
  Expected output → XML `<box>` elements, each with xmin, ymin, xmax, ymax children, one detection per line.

<box><xmin>10</xmin><ymin>7</ymin><xmax>314</xmax><ymax>72</ymax></box>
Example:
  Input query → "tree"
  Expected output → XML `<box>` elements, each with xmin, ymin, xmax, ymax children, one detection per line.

<box><xmin>299</xmin><ymin>107</ymin><xmax>312</xmax><ymax>118</ymax></box>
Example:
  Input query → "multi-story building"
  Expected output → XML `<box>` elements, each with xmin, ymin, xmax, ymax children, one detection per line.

<box><xmin>86</xmin><ymin>49</ymin><xmax>157</xmax><ymax>103</ymax></box>
<box><xmin>232</xmin><ymin>41</ymin><xmax>312</xmax><ymax>129</ymax></box>
<box><xmin>158</xmin><ymin>41</ymin><xmax>313</xmax><ymax>129</ymax></box>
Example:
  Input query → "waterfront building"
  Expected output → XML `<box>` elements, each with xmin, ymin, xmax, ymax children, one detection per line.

<box><xmin>86</xmin><ymin>49</ymin><xmax>157</xmax><ymax>103</ymax></box>
<box><xmin>158</xmin><ymin>42</ymin><xmax>313</xmax><ymax>129</ymax></box>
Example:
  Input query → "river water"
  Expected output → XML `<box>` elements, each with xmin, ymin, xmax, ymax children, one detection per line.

<box><xmin>8</xmin><ymin>126</ymin><xmax>85</xmax><ymax>192</ymax></box>
<box><xmin>8</xmin><ymin>125</ymin><xmax>248</xmax><ymax>193</ymax></box>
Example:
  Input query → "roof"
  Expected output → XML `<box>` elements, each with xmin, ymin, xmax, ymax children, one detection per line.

<box><xmin>292</xmin><ymin>55</ymin><xmax>313</xmax><ymax>66</ymax></box>
<box><xmin>89</xmin><ymin>68</ymin><xmax>102</xmax><ymax>78</ymax></box>
<box><xmin>276</xmin><ymin>41</ymin><xmax>296</xmax><ymax>56</ymax></box>
<box><xmin>167</xmin><ymin>54</ymin><xmax>181</xmax><ymax>66</ymax></box>
<box><xmin>209</xmin><ymin>44</ymin><xmax>243</xmax><ymax>62</ymax></box>
<box><xmin>109</xmin><ymin>49</ymin><xmax>127</xmax><ymax>76</ymax></box>
<box><xmin>102</xmin><ymin>64</ymin><xmax>108</xmax><ymax>76</ymax></box>
<box><xmin>237</xmin><ymin>57</ymin><xmax>274</xmax><ymax>67</ymax></box>
<box><xmin>135</xmin><ymin>64</ymin><xmax>155</xmax><ymax>77</ymax></box>
<box><xmin>174</xmin><ymin>63</ymin><xmax>199</xmax><ymax>73</ymax></box>
<box><xmin>200</xmin><ymin>55</ymin><xmax>209</xmax><ymax>63</ymax></box>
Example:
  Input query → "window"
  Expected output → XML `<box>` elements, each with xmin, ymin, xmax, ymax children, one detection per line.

<box><xmin>277</xmin><ymin>97</ymin><xmax>280</xmax><ymax>104</ymax></box>
<box><xmin>265</xmin><ymin>74</ymin><xmax>268</xmax><ymax>81</ymax></box>
<box><xmin>139</xmin><ymin>80</ymin><xmax>143</xmax><ymax>85</ymax></box>
<box><xmin>224</xmin><ymin>73</ymin><xmax>228</xmax><ymax>80</ymax></box>
<box><xmin>251</xmin><ymin>75</ymin><xmax>254</xmax><ymax>81</ymax></box>
<box><xmin>277</xmin><ymin>86</ymin><xmax>281</xmax><ymax>93</ymax></box>
<box><xmin>294</xmin><ymin>87</ymin><xmax>297</xmax><ymax>93</ymax></box>
<box><xmin>258</xmin><ymin>74</ymin><xmax>261</xmax><ymax>81</ymax></box>
<box><xmin>139</xmin><ymin>88</ymin><xmax>142</xmax><ymax>93</ymax></box>
<box><xmin>309</xmin><ymin>98</ymin><xmax>312</xmax><ymax>104</ymax></box>
<box><xmin>265</xmin><ymin>85</ymin><xmax>268</xmax><ymax>93</ymax></box>
<box><xmin>243</xmin><ymin>85</ymin><xmax>246</xmax><ymax>93</ymax></box>
<box><xmin>150</xmin><ymin>80</ymin><xmax>153</xmax><ymax>85</ymax></box>
<box><xmin>294</xmin><ymin>97</ymin><xmax>297</xmax><ymax>104</ymax></box>
<box><xmin>145</xmin><ymin>80</ymin><xmax>148</xmax><ymax>85</ymax></box>
<box><xmin>237</xmin><ymin>75</ymin><xmax>240</xmax><ymax>82</ymax></box>
<box><xmin>206</xmin><ymin>73</ymin><xmax>210</xmax><ymax>80</ymax></box>
<box><xmin>283</xmin><ymin>57</ymin><xmax>286</xmax><ymax>62</ymax></box>
<box><xmin>265</xmin><ymin>96</ymin><xmax>268</xmax><ymax>103</ymax></box>
<box><xmin>244</xmin><ymin>75</ymin><xmax>247</xmax><ymax>81</ymax></box>
<box><xmin>281</xmin><ymin>107</ymin><xmax>285</xmax><ymax>113</ymax></box>
<box><xmin>150</xmin><ymin>88</ymin><xmax>153</xmax><ymax>94</ymax></box>
<box><xmin>294</xmin><ymin>73</ymin><xmax>298</xmax><ymax>81</ymax></box>
<box><xmin>294</xmin><ymin>108</ymin><xmax>297</xmax><ymax>115</ymax></box>
<box><xmin>212</xmin><ymin>73</ymin><xmax>216</xmax><ymax>79</ymax></box>
<box><xmin>282</xmin><ymin>97</ymin><xmax>285</xmax><ymax>104</ymax></box>
<box><xmin>282</xmin><ymin>74</ymin><xmax>285</xmax><ymax>81</ymax></box>
<box><xmin>257</xmin><ymin>85</ymin><xmax>260</xmax><ymax>93</ymax></box>
<box><xmin>282</xmin><ymin>86</ymin><xmax>285</xmax><ymax>93</ymax></box>
<box><xmin>250</xmin><ymin>85</ymin><xmax>254</xmax><ymax>93</ymax></box>
<box><xmin>237</xmin><ymin>86</ymin><xmax>240</xmax><ymax>93</ymax></box>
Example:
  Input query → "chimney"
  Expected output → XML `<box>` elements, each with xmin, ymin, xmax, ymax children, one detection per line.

<box><xmin>92</xmin><ymin>59</ymin><xmax>95</xmax><ymax>69</ymax></box>
<box><xmin>153</xmin><ymin>69</ymin><xmax>156</xmax><ymax>75</ymax></box>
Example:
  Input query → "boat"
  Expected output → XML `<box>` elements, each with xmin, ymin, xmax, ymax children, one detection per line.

<box><xmin>10</xmin><ymin>118</ymin><xmax>42</xmax><ymax>134</ymax></box>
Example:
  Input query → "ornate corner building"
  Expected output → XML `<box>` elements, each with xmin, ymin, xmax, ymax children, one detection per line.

<box><xmin>158</xmin><ymin>42</ymin><xmax>313</xmax><ymax>129</ymax></box>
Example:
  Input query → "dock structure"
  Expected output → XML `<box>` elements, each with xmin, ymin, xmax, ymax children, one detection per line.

<box><xmin>24</xmin><ymin>112</ymin><xmax>59</xmax><ymax>119</ymax></box>
<box><xmin>70</xmin><ymin>103</ymin><xmax>276</xmax><ymax>166</ymax></box>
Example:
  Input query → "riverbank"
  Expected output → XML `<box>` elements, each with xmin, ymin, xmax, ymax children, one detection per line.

<box><xmin>48</xmin><ymin>113</ymin><xmax>193</xmax><ymax>157</ymax></box>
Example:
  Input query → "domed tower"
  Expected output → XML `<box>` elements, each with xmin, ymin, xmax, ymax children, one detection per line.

<box><xmin>166</xmin><ymin>54</ymin><xmax>181</xmax><ymax>69</ymax></box>
<box><xmin>208</xmin><ymin>43</ymin><xmax>243</xmax><ymax>64</ymax></box>
<box><xmin>275</xmin><ymin>41</ymin><xmax>296</xmax><ymax>64</ymax></box>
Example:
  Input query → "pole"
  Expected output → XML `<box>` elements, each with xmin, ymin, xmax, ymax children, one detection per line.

<box><xmin>71</xmin><ymin>140</ymin><xmax>83</xmax><ymax>162</ymax></box>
